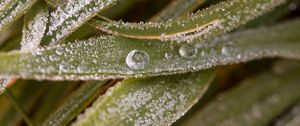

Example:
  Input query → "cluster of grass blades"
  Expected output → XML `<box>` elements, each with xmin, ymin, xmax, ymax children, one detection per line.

<box><xmin>0</xmin><ymin>0</ymin><xmax>300</xmax><ymax>125</ymax></box>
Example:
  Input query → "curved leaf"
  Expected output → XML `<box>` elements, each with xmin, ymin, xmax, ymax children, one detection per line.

<box><xmin>90</xmin><ymin>0</ymin><xmax>286</xmax><ymax>42</ymax></box>
<box><xmin>72</xmin><ymin>70</ymin><xmax>215</xmax><ymax>126</ymax></box>
<box><xmin>0</xmin><ymin>18</ymin><xmax>300</xmax><ymax>80</ymax></box>
<box><xmin>177</xmin><ymin>60</ymin><xmax>300</xmax><ymax>126</ymax></box>
<box><xmin>0</xmin><ymin>0</ymin><xmax>38</xmax><ymax>32</ymax></box>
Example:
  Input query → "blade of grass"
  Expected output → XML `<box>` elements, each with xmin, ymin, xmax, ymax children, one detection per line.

<box><xmin>71</xmin><ymin>70</ymin><xmax>215</xmax><ymax>126</ymax></box>
<box><xmin>90</xmin><ymin>0</ymin><xmax>287</xmax><ymax>42</ymax></box>
<box><xmin>176</xmin><ymin>60</ymin><xmax>300</xmax><ymax>126</ymax></box>
<box><xmin>41</xmin><ymin>80</ymin><xmax>108</xmax><ymax>126</ymax></box>
<box><xmin>0</xmin><ymin>0</ymin><xmax>38</xmax><ymax>33</ymax></box>
<box><xmin>0</xmin><ymin>81</ymin><xmax>47</xmax><ymax>126</ymax></box>
<box><xmin>0</xmin><ymin>18</ymin><xmax>300</xmax><ymax>80</ymax></box>
<box><xmin>5</xmin><ymin>89</ymin><xmax>34</xmax><ymax>126</ymax></box>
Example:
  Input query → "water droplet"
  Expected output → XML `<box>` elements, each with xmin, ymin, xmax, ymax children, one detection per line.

<box><xmin>221</xmin><ymin>45</ymin><xmax>231</xmax><ymax>56</ymax></box>
<box><xmin>164</xmin><ymin>52</ymin><xmax>173</xmax><ymax>59</ymax></box>
<box><xmin>179</xmin><ymin>45</ymin><xmax>197</xmax><ymax>58</ymax></box>
<box><xmin>55</xmin><ymin>47</ymin><xmax>64</xmax><ymax>55</ymax></box>
<box><xmin>126</xmin><ymin>50</ymin><xmax>149</xmax><ymax>70</ymax></box>
<box><xmin>49</xmin><ymin>55</ymin><xmax>60</xmax><ymax>61</ymax></box>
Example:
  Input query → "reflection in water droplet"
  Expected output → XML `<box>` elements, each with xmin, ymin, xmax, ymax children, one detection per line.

<box><xmin>164</xmin><ymin>52</ymin><xmax>173</xmax><ymax>59</ymax></box>
<box><xmin>179</xmin><ymin>45</ymin><xmax>197</xmax><ymax>59</ymax></box>
<box><xmin>126</xmin><ymin>50</ymin><xmax>149</xmax><ymax>70</ymax></box>
<box><xmin>221</xmin><ymin>45</ymin><xmax>231</xmax><ymax>56</ymax></box>
<box><xmin>55</xmin><ymin>47</ymin><xmax>64</xmax><ymax>55</ymax></box>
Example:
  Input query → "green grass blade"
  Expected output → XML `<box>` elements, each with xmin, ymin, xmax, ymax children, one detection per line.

<box><xmin>177</xmin><ymin>60</ymin><xmax>300</xmax><ymax>126</ymax></box>
<box><xmin>91</xmin><ymin>0</ymin><xmax>286</xmax><ymax>42</ymax></box>
<box><xmin>150</xmin><ymin>0</ymin><xmax>206</xmax><ymax>21</ymax></box>
<box><xmin>0</xmin><ymin>18</ymin><xmax>300</xmax><ymax>80</ymax></box>
<box><xmin>71</xmin><ymin>70</ymin><xmax>215</xmax><ymax>126</ymax></box>
<box><xmin>0</xmin><ymin>80</ymin><xmax>45</xmax><ymax>126</ymax></box>
<box><xmin>42</xmin><ymin>0</ymin><xmax>121</xmax><ymax>46</ymax></box>
<box><xmin>41</xmin><ymin>80</ymin><xmax>108</xmax><ymax>126</ymax></box>
<box><xmin>0</xmin><ymin>0</ymin><xmax>38</xmax><ymax>33</ymax></box>
<box><xmin>5</xmin><ymin>89</ymin><xmax>34</xmax><ymax>126</ymax></box>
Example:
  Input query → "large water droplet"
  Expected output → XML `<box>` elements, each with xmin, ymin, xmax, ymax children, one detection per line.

<box><xmin>179</xmin><ymin>45</ymin><xmax>197</xmax><ymax>58</ymax></box>
<box><xmin>126</xmin><ymin>50</ymin><xmax>149</xmax><ymax>70</ymax></box>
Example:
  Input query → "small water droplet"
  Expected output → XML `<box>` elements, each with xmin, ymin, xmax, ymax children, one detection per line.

<box><xmin>55</xmin><ymin>47</ymin><xmax>64</xmax><ymax>55</ymax></box>
<box><xmin>179</xmin><ymin>45</ymin><xmax>197</xmax><ymax>58</ymax></box>
<box><xmin>49</xmin><ymin>55</ymin><xmax>60</xmax><ymax>61</ymax></box>
<box><xmin>126</xmin><ymin>50</ymin><xmax>149</xmax><ymax>70</ymax></box>
<box><xmin>221</xmin><ymin>45</ymin><xmax>231</xmax><ymax>56</ymax></box>
<box><xmin>164</xmin><ymin>52</ymin><xmax>173</xmax><ymax>59</ymax></box>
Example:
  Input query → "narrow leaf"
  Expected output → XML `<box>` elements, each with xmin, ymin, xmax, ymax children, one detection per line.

<box><xmin>177</xmin><ymin>60</ymin><xmax>300</xmax><ymax>126</ymax></box>
<box><xmin>91</xmin><ymin>0</ymin><xmax>286</xmax><ymax>42</ymax></box>
<box><xmin>72</xmin><ymin>70</ymin><xmax>215</xmax><ymax>126</ymax></box>
<box><xmin>0</xmin><ymin>18</ymin><xmax>300</xmax><ymax>80</ymax></box>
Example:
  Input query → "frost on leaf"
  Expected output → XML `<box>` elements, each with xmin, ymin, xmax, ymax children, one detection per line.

<box><xmin>0</xmin><ymin>0</ymin><xmax>38</xmax><ymax>32</ymax></box>
<box><xmin>93</xmin><ymin>0</ymin><xmax>287</xmax><ymax>43</ymax></box>
<box><xmin>72</xmin><ymin>71</ymin><xmax>213</xmax><ymax>126</ymax></box>
<box><xmin>21</xmin><ymin>7</ymin><xmax>49</xmax><ymax>51</ymax></box>
<box><xmin>46</xmin><ymin>0</ymin><xmax>120</xmax><ymax>45</ymax></box>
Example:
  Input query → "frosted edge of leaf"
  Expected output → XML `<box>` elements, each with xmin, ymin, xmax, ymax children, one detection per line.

<box><xmin>21</xmin><ymin>3</ymin><xmax>49</xmax><ymax>51</ymax></box>
<box><xmin>71</xmin><ymin>70</ymin><xmax>214</xmax><ymax>126</ymax></box>
<box><xmin>91</xmin><ymin>0</ymin><xmax>287</xmax><ymax>42</ymax></box>
<box><xmin>46</xmin><ymin>0</ymin><xmax>121</xmax><ymax>45</ymax></box>
<box><xmin>0</xmin><ymin>79</ymin><xmax>8</xmax><ymax>94</ymax></box>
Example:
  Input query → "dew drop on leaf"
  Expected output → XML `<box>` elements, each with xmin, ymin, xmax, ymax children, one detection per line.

<box><xmin>126</xmin><ymin>50</ymin><xmax>149</xmax><ymax>70</ymax></box>
<box><xmin>55</xmin><ymin>47</ymin><xmax>64</xmax><ymax>55</ymax></box>
<box><xmin>164</xmin><ymin>52</ymin><xmax>173</xmax><ymax>59</ymax></box>
<box><xmin>179</xmin><ymin>45</ymin><xmax>197</xmax><ymax>59</ymax></box>
<box><xmin>221</xmin><ymin>45</ymin><xmax>231</xmax><ymax>56</ymax></box>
